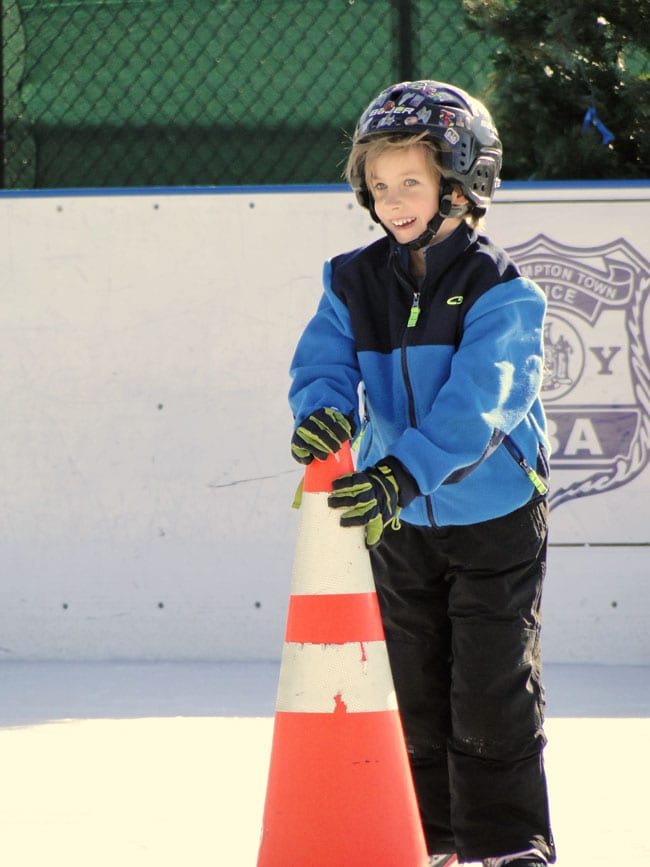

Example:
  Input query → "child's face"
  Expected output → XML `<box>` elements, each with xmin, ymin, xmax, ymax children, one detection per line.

<box><xmin>366</xmin><ymin>144</ymin><xmax>440</xmax><ymax>245</ymax></box>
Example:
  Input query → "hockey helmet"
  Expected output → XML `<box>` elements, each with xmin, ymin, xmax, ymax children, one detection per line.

<box><xmin>350</xmin><ymin>80</ymin><xmax>502</xmax><ymax>215</ymax></box>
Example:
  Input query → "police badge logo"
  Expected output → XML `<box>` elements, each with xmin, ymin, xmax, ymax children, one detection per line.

<box><xmin>507</xmin><ymin>234</ymin><xmax>650</xmax><ymax>510</ymax></box>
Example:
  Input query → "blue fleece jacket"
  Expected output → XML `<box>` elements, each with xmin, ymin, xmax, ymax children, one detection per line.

<box><xmin>289</xmin><ymin>222</ymin><xmax>550</xmax><ymax>527</ymax></box>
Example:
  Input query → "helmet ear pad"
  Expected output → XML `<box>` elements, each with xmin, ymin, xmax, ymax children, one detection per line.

<box><xmin>439</xmin><ymin>181</ymin><xmax>470</xmax><ymax>219</ymax></box>
<box><xmin>355</xmin><ymin>185</ymin><xmax>381</xmax><ymax>223</ymax></box>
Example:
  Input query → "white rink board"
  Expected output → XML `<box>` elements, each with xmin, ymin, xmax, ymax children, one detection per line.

<box><xmin>0</xmin><ymin>183</ymin><xmax>648</xmax><ymax>663</ymax></box>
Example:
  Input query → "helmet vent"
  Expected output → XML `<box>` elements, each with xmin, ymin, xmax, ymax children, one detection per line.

<box><xmin>475</xmin><ymin>165</ymin><xmax>491</xmax><ymax>190</ymax></box>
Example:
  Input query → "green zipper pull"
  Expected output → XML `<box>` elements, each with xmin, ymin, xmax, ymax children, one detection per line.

<box><xmin>407</xmin><ymin>292</ymin><xmax>421</xmax><ymax>328</ymax></box>
<box><xmin>502</xmin><ymin>434</ymin><xmax>549</xmax><ymax>496</ymax></box>
<box><xmin>521</xmin><ymin>459</ymin><xmax>549</xmax><ymax>496</ymax></box>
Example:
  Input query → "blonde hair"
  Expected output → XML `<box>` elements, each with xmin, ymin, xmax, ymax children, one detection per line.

<box><xmin>345</xmin><ymin>132</ymin><xmax>484</xmax><ymax>229</ymax></box>
<box><xmin>345</xmin><ymin>131</ymin><xmax>438</xmax><ymax>188</ymax></box>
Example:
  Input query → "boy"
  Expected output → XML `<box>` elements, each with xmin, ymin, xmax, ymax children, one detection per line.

<box><xmin>289</xmin><ymin>81</ymin><xmax>555</xmax><ymax>866</ymax></box>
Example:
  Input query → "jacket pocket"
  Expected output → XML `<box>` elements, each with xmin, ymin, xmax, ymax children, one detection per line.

<box><xmin>502</xmin><ymin>434</ymin><xmax>550</xmax><ymax>497</ymax></box>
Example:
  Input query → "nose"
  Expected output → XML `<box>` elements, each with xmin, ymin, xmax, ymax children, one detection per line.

<box><xmin>384</xmin><ymin>187</ymin><xmax>402</xmax><ymax>208</ymax></box>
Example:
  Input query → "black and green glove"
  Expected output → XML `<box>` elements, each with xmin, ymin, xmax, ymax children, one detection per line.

<box><xmin>327</xmin><ymin>457</ymin><xmax>420</xmax><ymax>548</ymax></box>
<box><xmin>291</xmin><ymin>407</ymin><xmax>356</xmax><ymax>464</ymax></box>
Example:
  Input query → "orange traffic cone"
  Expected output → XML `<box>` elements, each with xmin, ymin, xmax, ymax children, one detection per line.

<box><xmin>257</xmin><ymin>442</ymin><xmax>428</xmax><ymax>867</ymax></box>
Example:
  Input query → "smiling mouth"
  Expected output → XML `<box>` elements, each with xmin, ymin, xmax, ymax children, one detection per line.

<box><xmin>392</xmin><ymin>217</ymin><xmax>416</xmax><ymax>228</ymax></box>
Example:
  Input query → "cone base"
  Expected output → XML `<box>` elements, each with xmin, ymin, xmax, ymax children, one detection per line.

<box><xmin>258</xmin><ymin>710</ymin><xmax>428</xmax><ymax>867</ymax></box>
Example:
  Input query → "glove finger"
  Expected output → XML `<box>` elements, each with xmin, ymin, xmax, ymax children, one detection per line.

<box><xmin>291</xmin><ymin>443</ymin><xmax>314</xmax><ymax>465</ymax></box>
<box><xmin>294</xmin><ymin>424</ymin><xmax>339</xmax><ymax>459</ymax></box>
<box><xmin>329</xmin><ymin>495</ymin><xmax>372</xmax><ymax>512</ymax></box>
<box><xmin>330</xmin><ymin>473</ymin><xmax>369</xmax><ymax>492</ymax></box>
<box><xmin>338</xmin><ymin>500</ymin><xmax>379</xmax><ymax>526</ymax></box>
<box><xmin>322</xmin><ymin>407</ymin><xmax>354</xmax><ymax>441</ymax></box>
<box><xmin>301</xmin><ymin>411</ymin><xmax>349</xmax><ymax>450</ymax></box>
<box><xmin>327</xmin><ymin>485</ymin><xmax>373</xmax><ymax>511</ymax></box>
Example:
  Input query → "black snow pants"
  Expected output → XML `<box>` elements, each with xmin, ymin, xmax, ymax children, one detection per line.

<box><xmin>370</xmin><ymin>497</ymin><xmax>556</xmax><ymax>864</ymax></box>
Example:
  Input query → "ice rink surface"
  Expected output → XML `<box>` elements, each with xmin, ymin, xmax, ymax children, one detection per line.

<box><xmin>0</xmin><ymin>660</ymin><xmax>648</xmax><ymax>866</ymax></box>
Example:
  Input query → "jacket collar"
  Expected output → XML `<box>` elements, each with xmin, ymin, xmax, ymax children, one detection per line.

<box><xmin>391</xmin><ymin>221</ymin><xmax>477</xmax><ymax>280</ymax></box>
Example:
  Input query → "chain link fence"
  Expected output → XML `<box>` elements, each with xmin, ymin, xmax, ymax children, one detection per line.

<box><xmin>1</xmin><ymin>0</ymin><xmax>499</xmax><ymax>189</ymax></box>
<box><xmin>1</xmin><ymin>1</ymin><xmax>647</xmax><ymax>190</ymax></box>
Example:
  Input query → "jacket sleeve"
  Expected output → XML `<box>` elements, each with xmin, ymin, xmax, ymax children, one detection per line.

<box><xmin>387</xmin><ymin>276</ymin><xmax>546</xmax><ymax>494</ymax></box>
<box><xmin>288</xmin><ymin>260</ymin><xmax>361</xmax><ymax>429</ymax></box>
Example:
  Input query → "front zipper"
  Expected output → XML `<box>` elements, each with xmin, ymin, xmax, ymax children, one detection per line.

<box><xmin>392</xmin><ymin>252</ymin><xmax>422</xmax><ymax>436</ymax></box>
<box><xmin>400</xmin><ymin>291</ymin><xmax>419</xmax><ymax>428</ymax></box>
<box><xmin>400</xmin><ymin>287</ymin><xmax>437</xmax><ymax>527</ymax></box>
<box><xmin>392</xmin><ymin>248</ymin><xmax>439</xmax><ymax>526</ymax></box>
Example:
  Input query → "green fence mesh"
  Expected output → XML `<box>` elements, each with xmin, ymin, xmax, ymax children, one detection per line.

<box><xmin>0</xmin><ymin>0</ymin><xmax>647</xmax><ymax>189</ymax></box>
<box><xmin>0</xmin><ymin>0</ymin><xmax>500</xmax><ymax>188</ymax></box>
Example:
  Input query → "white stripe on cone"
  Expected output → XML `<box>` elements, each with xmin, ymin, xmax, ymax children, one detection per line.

<box><xmin>276</xmin><ymin>641</ymin><xmax>398</xmax><ymax>714</ymax></box>
<box><xmin>291</xmin><ymin>492</ymin><xmax>375</xmax><ymax>596</ymax></box>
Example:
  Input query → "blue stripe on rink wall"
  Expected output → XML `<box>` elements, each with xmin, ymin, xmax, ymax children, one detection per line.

<box><xmin>0</xmin><ymin>180</ymin><xmax>649</xmax><ymax>200</ymax></box>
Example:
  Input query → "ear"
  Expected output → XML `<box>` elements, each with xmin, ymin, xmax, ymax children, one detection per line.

<box><xmin>451</xmin><ymin>185</ymin><xmax>469</xmax><ymax>205</ymax></box>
